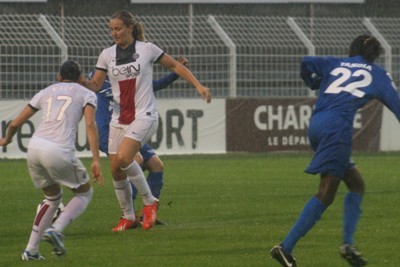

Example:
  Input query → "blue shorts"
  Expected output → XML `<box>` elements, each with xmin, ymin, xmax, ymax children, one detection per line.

<box><xmin>305</xmin><ymin>112</ymin><xmax>355</xmax><ymax>178</ymax></box>
<box><xmin>140</xmin><ymin>144</ymin><xmax>157</xmax><ymax>162</ymax></box>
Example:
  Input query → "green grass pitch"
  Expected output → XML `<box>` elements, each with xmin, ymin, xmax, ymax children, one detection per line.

<box><xmin>0</xmin><ymin>152</ymin><xmax>399</xmax><ymax>266</ymax></box>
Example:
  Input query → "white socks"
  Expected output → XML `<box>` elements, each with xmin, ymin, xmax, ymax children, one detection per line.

<box><xmin>52</xmin><ymin>187</ymin><xmax>93</xmax><ymax>234</ymax></box>
<box><xmin>121</xmin><ymin>161</ymin><xmax>156</xmax><ymax>205</ymax></box>
<box><xmin>26</xmin><ymin>192</ymin><xmax>62</xmax><ymax>254</ymax></box>
<box><xmin>112</xmin><ymin>178</ymin><xmax>135</xmax><ymax>221</ymax></box>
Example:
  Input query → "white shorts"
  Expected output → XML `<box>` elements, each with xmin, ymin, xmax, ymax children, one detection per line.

<box><xmin>108</xmin><ymin>116</ymin><xmax>158</xmax><ymax>155</ymax></box>
<box><xmin>27</xmin><ymin>137</ymin><xmax>90</xmax><ymax>189</ymax></box>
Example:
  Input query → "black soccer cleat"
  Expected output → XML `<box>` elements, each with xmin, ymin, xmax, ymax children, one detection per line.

<box><xmin>340</xmin><ymin>244</ymin><xmax>367</xmax><ymax>266</ymax></box>
<box><xmin>270</xmin><ymin>245</ymin><xmax>297</xmax><ymax>267</ymax></box>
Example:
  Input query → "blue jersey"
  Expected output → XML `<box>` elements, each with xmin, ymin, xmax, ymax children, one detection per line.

<box><xmin>301</xmin><ymin>55</ymin><xmax>400</xmax><ymax>122</ymax></box>
<box><xmin>89</xmin><ymin>71</ymin><xmax>179</xmax><ymax>154</ymax></box>
<box><xmin>301</xmin><ymin>55</ymin><xmax>400</xmax><ymax>177</ymax></box>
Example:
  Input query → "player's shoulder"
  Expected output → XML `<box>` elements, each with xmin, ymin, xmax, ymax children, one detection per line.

<box><xmin>370</xmin><ymin>62</ymin><xmax>387</xmax><ymax>74</ymax></box>
<box><xmin>302</xmin><ymin>55</ymin><xmax>338</xmax><ymax>65</ymax></box>
<box><xmin>137</xmin><ymin>40</ymin><xmax>161</xmax><ymax>50</ymax></box>
<box><xmin>72</xmin><ymin>83</ymin><xmax>97</xmax><ymax>97</ymax></box>
<box><xmin>100</xmin><ymin>44</ymin><xmax>117</xmax><ymax>55</ymax></box>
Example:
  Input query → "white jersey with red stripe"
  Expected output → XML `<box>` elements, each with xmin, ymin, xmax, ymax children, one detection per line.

<box><xmin>96</xmin><ymin>40</ymin><xmax>164</xmax><ymax>127</ymax></box>
<box><xmin>28</xmin><ymin>82</ymin><xmax>97</xmax><ymax>150</ymax></box>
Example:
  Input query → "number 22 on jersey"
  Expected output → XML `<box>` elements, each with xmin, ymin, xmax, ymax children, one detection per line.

<box><xmin>325</xmin><ymin>67</ymin><xmax>372</xmax><ymax>98</ymax></box>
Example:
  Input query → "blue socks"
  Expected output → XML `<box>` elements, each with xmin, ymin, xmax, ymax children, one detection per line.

<box><xmin>343</xmin><ymin>192</ymin><xmax>362</xmax><ymax>244</ymax></box>
<box><xmin>147</xmin><ymin>172</ymin><xmax>163</xmax><ymax>199</ymax></box>
<box><xmin>130</xmin><ymin>171</ymin><xmax>163</xmax><ymax>207</ymax></box>
<box><xmin>282</xmin><ymin>197</ymin><xmax>326</xmax><ymax>253</ymax></box>
<box><xmin>281</xmin><ymin>192</ymin><xmax>362</xmax><ymax>253</ymax></box>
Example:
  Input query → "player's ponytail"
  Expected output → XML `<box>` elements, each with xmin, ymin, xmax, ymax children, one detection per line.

<box><xmin>133</xmin><ymin>22</ymin><xmax>145</xmax><ymax>41</ymax></box>
<box><xmin>349</xmin><ymin>34</ymin><xmax>382</xmax><ymax>63</ymax></box>
<box><xmin>361</xmin><ymin>37</ymin><xmax>382</xmax><ymax>63</ymax></box>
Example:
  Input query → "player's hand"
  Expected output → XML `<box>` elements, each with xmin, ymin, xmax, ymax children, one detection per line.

<box><xmin>91</xmin><ymin>161</ymin><xmax>104</xmax><ymax>186</ymax></box>
<box><xmin>0</xmin><ymin>138</ymin><xmax>10</xmax><ymax>146</ymax></box>
<box><xmin>196</xmin><ymin>85</ymin><xmax>212</xmax><ymax>103</ymax></box>
<box><xmin>177</xmin><ymin>56</ymin><xmax>189</xmax><ymax>67</ymax></box>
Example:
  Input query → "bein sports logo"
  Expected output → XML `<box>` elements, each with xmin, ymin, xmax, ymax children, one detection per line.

<box><xmin>112</xmin><ymin>64</ymin><xmax>141</xmax><ymax>79</ymax></box>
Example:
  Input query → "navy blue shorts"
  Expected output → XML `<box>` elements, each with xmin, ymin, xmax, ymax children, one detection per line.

<box><xmin>140</xmin><ymin>144</ymin><xmax>157</xmax><ymax>162</ymax></box>
<box><xmin>305</xmin><ymin>112</ymin><xmax>355</xmax><ymax>178</ymax></box>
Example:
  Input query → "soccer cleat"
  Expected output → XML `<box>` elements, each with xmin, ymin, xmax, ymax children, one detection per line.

<box><xmin>139</xmin><ymin>215</ymin><xmax>166</xmax><ymax>226</ymax></box>
<box><xmin>155</xmin><ymin>218</ymin><xmax>167</xmax><ymax>226</ymax></box>
<box><xmin>270</xmin><ymin>245</ymin><xmax>297</xmax><ymax>267</ymax></box>
<box><xmin>141</xmin><ymin>199</ymin><xmax>159</xmax><ymax>230</ymax></box>
<box><xmin>21</xmin><ymin>250</ymin><xmax>45</xmax><ymax>261</ymax></box>
<box><xmin>43</xmin><ymin>228</ymin><xmax>66</xmax><ymax>256</ymax></box>
<box><xmin>112</xmin><ymin>217</ymin><xmax>139</xmax><ymax>232</ymax></box>
<box><xmin>340</xmin><ymin>244</ymin><xmax>367</xmax><ymax>266</ymax></box>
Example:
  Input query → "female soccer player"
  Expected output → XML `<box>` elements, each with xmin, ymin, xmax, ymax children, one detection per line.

<box><xmin>0</xmin><ymin>60</ymin><xmax>103</xmax><ymax>260</ymax></box>
<box><xmin>271</xmin><ymin>35</ymin><xmax>400</xmax><ymax>267</ymax></box>
<box><xmin>81</xmin><ymin>10</ymin><xmax>211</xmax><ymax>231</ymax></box>
<box><xmin>90</xmin><ymin>56</ymin><xmax>189</xmax><ymax>226</ymax></box>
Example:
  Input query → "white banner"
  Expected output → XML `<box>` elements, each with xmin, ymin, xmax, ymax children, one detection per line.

<box><xmin>0</xmin><ymin>99</ymin><xmax>226</xmax><ymax>159</ymax></box>
<box><xmin>151</xmin><ymin>99</ymin><xmax>226</xmax><ymax>154</ymax></box>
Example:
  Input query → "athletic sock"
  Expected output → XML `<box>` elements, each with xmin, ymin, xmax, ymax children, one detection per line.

<box><xmin>52</xmin><ymin>187</ymin><xmax>93</xmax><ymax>234</ymax></box>
<box><xmin>343</xmin><ymin>192</ymin><xmax>362</xmax><ymax>244</ymax></box>
<box><xmin>282</xmin><ymin>196</ymin><xmax>326</xmax><ymax>253</ymax></box>
<box><xmin>130</xmin><ymin>181</ymin><xmax>138</xmax><ymax>212</ymax></box>
<box><xmin>122</xmin><ymin>161</ymin><xmax>155</xmax><ymax>205</ymax></box>
<box><xmin>26</xmin><ymin>192</ymin><xmax>62</xmax><ymax>254</ymax></box>
<box><xmin>147</xmin><ymin>172</ymin><xmax>163</xmax><ymax>199</ymax></box>
<box><xmin>112</xmin><ymin>178</ymin><xmax>135</xmax><ymax>221</ymax></box>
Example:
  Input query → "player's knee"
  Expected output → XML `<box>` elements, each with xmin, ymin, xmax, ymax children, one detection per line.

<box><xmin>344</xmin><ymin>168</ymin><xmax>366</xmax><ymax>195</ymax></box>
<box><xmin>74</xmin><ymin>186</ymin><xmax>93</xmax><ymax>203</ymax></box>
<box><xmin>317</xmin><ymin>174</ymin><xmax>341</xmax><ymax>206</ymax></box>
<box><xmin>72</xmin><ymin>182</ymin><xmax>92</xmax><ymax>194</ymax></box>
<box><xmin>316</xmin><ymin>192</ymin><xmax>336</xmax><ymax>207</ymax></box>
<box><xmin>117</xmin><ymin>153</ymin><xmax>135</xmax><ymax>169</ymax></box>
<box><xmin>42</xmin><ymin>183</ymin><xmax>62</xmax><ymax>197</ymax></box>
<box><xmin>352</xmin><ymin>178</ymin><xmax>365</xmax><ymax>195</ymax></box>
<box><xmin>134</xmin><ymin>153</ymin><xmax>144</xmax><ymax>167</ymax></box>
<box><xmin>146</xmin><ymin>156</ymin><xmax>164</xmax><ymax>172</ymax></box>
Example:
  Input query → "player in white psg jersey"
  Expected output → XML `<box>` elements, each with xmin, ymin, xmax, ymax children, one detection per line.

<box><xmin>0</xmin><ymin>60</ymin><xmax>103</xmax><ymax>260</ymax></box>
<box><xmin>81</xmin><ymin>10</ymin><xmax>212</xmax><ymax>232</ymax></box>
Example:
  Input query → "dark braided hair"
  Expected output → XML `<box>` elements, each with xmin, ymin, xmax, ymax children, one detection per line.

<box><xmin>348</xmin><ymin>34</ymin><xmax>383</xmax><ymax>63</ymax></box>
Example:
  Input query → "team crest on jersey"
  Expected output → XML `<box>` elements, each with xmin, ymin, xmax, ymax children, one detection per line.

<box><xmin>132</xmin><ymin>53</ymin><xmax>139</xmax><ymax>62</ymax></box>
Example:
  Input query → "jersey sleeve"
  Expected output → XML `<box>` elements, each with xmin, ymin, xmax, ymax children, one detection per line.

<box><xmin>153</xmin><ymin>73</ymin><xmax>179</xmax><ymax>92</ymax></box>
<box><xmin>96</xmin><ymin>49</ymin><xmax>109</xmax><ymax>72</ymax></box>
<box><xmin>149</xmin><ymin>42</ymin><xmax>164</xmax><ymax>63</ymax></box>
<box><xmin>300</xmin><ymin>56</ymin><xmax>334</xmax><ymax>90</ymax></box>
<box><xmin>28</xmin><ymin>89</ymin><xmax>45</xmax><ymax>110</ymax></box>
<box><xmin>83</xmin><ymin>89</ymin><xmax>98</xmax><ymax>109</ymax></box>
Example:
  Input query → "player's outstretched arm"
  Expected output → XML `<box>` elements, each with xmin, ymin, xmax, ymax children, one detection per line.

<box><xmin>159</xmin><ymin>54</ymin><xmax>211</xmax><ymax>103</ymax></box>
<box><xmin>153</xmin><ymin>56</ymin><xmax>189</xmax><ymax>92</ymax></box>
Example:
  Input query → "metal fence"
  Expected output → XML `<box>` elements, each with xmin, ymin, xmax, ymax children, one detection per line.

<box><xmin>1</xmin><ymin>14</ymin><xmax>399</xmax><ymax>100</ymax></box>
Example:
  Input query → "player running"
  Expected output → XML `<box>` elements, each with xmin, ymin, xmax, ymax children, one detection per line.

<box><xmin>271</xmin><ymin>35</ymin><xmax>400</xmax><ymax>267</ymax></box>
